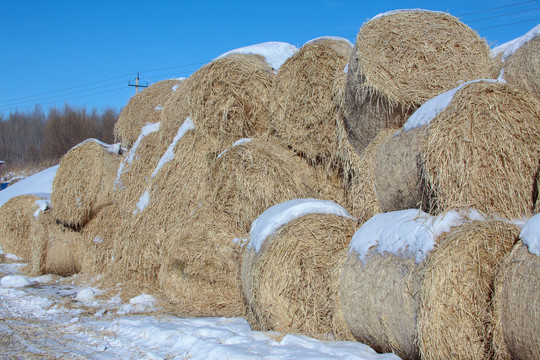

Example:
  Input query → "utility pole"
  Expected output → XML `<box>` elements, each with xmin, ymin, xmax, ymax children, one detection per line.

<box><xmin>128</xmin><ymin>73</ymin><xmax>148</xmax><ymax>94</ymax></box>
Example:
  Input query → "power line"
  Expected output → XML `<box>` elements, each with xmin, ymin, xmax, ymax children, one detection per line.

<box><xmin>468</xmin><ymin>7</ymin><xmax>540</xmax><ymax>23</ymax></box>
<box><xmin>457</xmin><ymin>0</ymin><xmax>537</xmax><ymax>17</ymax></box>
<box><xmin>477</xmin><ymin>17</ymin><xmax>540</xmax><ymax>30</ymax></box>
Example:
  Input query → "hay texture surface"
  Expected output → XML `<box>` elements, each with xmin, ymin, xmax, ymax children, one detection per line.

<box><xmin>501</xmin><ymin>34</ymin><xmax>540</xmax><ymax>99</ymax></box>
<box><xmin>341</xmin><ymin>250</ymin><xmax>425</xmax><ymax>360</ymax></box>
<box><xmin>51</xmin><ymin>140</ymin><xmax>121</xmax><ymax>228</ymax></box>
<box><xmin>80</xmin><ymin>204</ymin><xmax>121</xmax><ymax>276</ymax></box>
<box><xmin>376</xmin><ymin>81</ymin><xmax>540</xmax><ymax>218</ymax></box>
<box><xmin>0</xmin><ymin>195</ymin><xmax>41</xmax><ymax>259</ymax></box>
<box><xmin>242</xmin><ymin>213</ymin><xmax>357</xmax><ymax>339</ymax></box>
<box><xmin>30</xmin><ymin>210</ymin><xmax>82</xmax><ymax>277</ymax></box>
<box><xmin>418</xmin><ymin>220</ymin><xmax>519</xmax><ymax>360</ymax></box>
<box><xmin>208</xmin><ymin>138</ymin><xmax>320</xmax><ymax>233</ymax></box>
<box><xmin>114</xmin><ymin>79</ymin><xmax>183</xmax><ymax>147</ymax></box>
<box><xmin>491</xmin><ymin>240</ymin><xmax>540</xmax><ymax>360</ymax></box>
<box><xmin>344</xmin><ymin>10</ymin><xmax>493</xmax><ymax>155</ymax></box>
<box><xmin>271</xmin><ymin>38</ymin><xmax>352</xmax><ymax>168</ymax></box>
<box><xmin>158</xmin><ymin>207</ymin><xmax>246</xmax><ymax>318</ymax></box>
<box><xmin>186</xmin><ymin>54</ymin><xmax>275</xmax><ymax>151</ymax></box>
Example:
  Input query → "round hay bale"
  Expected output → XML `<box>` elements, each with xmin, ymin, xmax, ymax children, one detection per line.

<box><xmin>374</xmin><ymin>81</ymin><xmax>540</xmax><ymax>219</ymax></box>
<box><xmin>344</xmin><ymin>10</ymin><xmax>494</xmax><ymax>155</ymax></box>
<box><xmin>158</xmin><ymin>206</ymin><xmax>246</xmax><ymax>317</ymax></box>
<box><xmin>30</xmin><ymin>210</ymin><xmax>82</xmax><ymax>276</ymax></box>
<box><xmin>0</xmin><ymin>195</ymin><xmax>42</xmax><ymax>259</ymax></box>
<box><xmin>51</xmin><ymin>139</ymin><xmax>121</xmax><ymax>228</ymax></box>
<box><xmin>186</xmin><ymin>54</ymin><xmax>275</xmax><ymax>151</ymax></box>
<box><xmin>114</xmin><ymin>78</ymin><xmax>183</xmax><ymax>147</ymax></box>
<box><xmin>340</xmin><ymin>209</ymin><xmax>471</xmax><ymax>359</ymax></box>
<box><xmin>418</xmin><ymin>220</ymin><xmax>519</xmax><ymax>360</ymax></box>
<box><xmin>107</xmin><ymin>131</ymin><xmax>214</xmax><ymax>285</ymax></box>
<box><xmin>207</xmin><ymin>138</ymin><xmax>321</xmax><ymax>233</ymax></box>
<box><xmin>80</xmin><ymin>204</ymin><xmax>121</xmax><ymax>276</ymax></box>
<box><xmin>242</xmin><ymin>212</ymin><xmax>357</xmax><ymax>339</ymax></box>
<box><xmin>271</xmin><ymin>37</ymin><xmax>352</xmax><ymax>168</ymax></box>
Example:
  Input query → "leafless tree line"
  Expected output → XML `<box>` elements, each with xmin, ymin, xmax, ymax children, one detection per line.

<box><xmin>0</xmin><ymin>104</ymin><xmax>118</xmax><ymax>169</ymax></box>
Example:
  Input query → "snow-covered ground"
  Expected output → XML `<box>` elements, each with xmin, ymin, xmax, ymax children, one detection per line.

<box><xmin>0</xmin><ymin>167</ymin><xmax>401</xmax><ymax>359</ymax></box>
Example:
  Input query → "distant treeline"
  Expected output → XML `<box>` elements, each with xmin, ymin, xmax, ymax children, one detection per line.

<box><xmin>0</xmin><ymin>105</ymin><xmax>118</xmax><ymax>169</ymax></box>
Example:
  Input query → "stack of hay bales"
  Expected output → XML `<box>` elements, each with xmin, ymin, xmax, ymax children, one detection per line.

<box><xmin>242</xmin><ymin>199</ymin><xmax>357</xmax><ymax>340</ymax></box>
<box><xmin>51</xmin><ymin>139</ymin><xmax>122</xmax><ymax>228</ymax></box>
<box><xmin>492</xmin><ymin>24</ymin><xmax>539</xmax><ymax>99</ymax></box>
<box><xmin>371</xmin><ymin>80</ymin><xmax>540</xmax><ymax>218</ymax></box>
<box><xmin>344</xmin><ymin>10</ymin><xmax>494</xmax><ymax>156</ymax></box>
<box><xmin>114</xmin><ymin>78</ymin><xmax>184</xmax><ymax>148</ymax></box>
<box><xmin>30</xmin><ymin>209</ymin><xmax>83</xmax><ymax>276</ymax></box>
<box><xmin>491</xmin><ymin>214</ymin><xmax>540</xmax><ymax>360</ymax></box>
<box><xmin>0</xmin><ymin>194</ymin><xmax>46</xmax><ymax>259</ymax></box>
<box><xmin>341</xmin><ymin>209</ymin><xmax>520</xmax><ymax>360</ymax></box>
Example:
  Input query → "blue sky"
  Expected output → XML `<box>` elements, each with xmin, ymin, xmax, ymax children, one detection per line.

<box><xmin>0</xmin><ymin>0</ymin><xmax>538</xmax><ymax>117</ymax></box>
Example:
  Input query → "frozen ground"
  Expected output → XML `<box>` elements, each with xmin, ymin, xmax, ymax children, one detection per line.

<box><xmin>0</xmin><ymin>255</ymin><xmax>400</xmax><ymax>360</ymax></box>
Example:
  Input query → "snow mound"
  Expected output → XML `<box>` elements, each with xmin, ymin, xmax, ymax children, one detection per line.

<box><xmin>520</xmin><ymin>213</ymin><xmax>540</xmax><ymax>256</ymax></box>
<box><xmin>350</xmin><ymin>209</ymin><xmax>484</xmax><ymax>263</ymax></box>
<box><xmin>0</xmin><ymin>165</ymin><xmax>58</xmax><ymax>208</ymax></box>
<box><xmin>216</xmin><ymin>41</ymin><xmax>298</xmax><ymax>71</ymax></box>
<box><xmin>117</xmin><ymin>293</ymin><xmax>157</xmax><ymax>315</ymax></box>
<box><xmin>1</xmin><ymin>275</ymin><xmax>33</xmax><ymax>288</ymax></box>
<box><xmin>248</xmin><ymin>199</ymin><xmax>354</xmax><ymax>253</ymax></box>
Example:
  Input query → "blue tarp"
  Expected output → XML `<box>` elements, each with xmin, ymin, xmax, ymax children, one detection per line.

<box><xmin>0</xmin><ymin>182</ymin><xmax>8</xmax><ymax>190</ymax></box>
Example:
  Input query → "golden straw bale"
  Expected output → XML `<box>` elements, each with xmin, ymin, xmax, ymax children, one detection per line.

<box><xmin>207</xmin><ymin>138</ymin><xmax>321</xmax><ymax>233</ymax></box>
<box><xmin>491</xmin><ymin>240</ymin><xmax>539</xmax><ymax>360</ymax></box>
<box><xmin>114</xmin><ymin>79</ymin><xmax>183</xmax><ymax>147</ymax></box>
<box><xmin>107</xmin><ymin>131</ymin><xmax>214</xmax><ymax>285</ymax></box>
<box><xmin>158</xmin><ymin>207</ymin><xmax>246</xmax><ymax>318</ymax></box>
<box><xmin>502</xmin><ymin>35</ymin><xmax>540</xmax><ymax>99</ymax></box>
<box><xmin>344</xmin><ymin>10</ymin><xmax>494</xmax><ymax>155</ymax></box>
<box><xmin>80</xmin><ymin>204</ymin><xmax>121</xmax><ymax>276</ymax></box>
<box><xmin>242</xmin><ymin>213</ymin><xmax>357</xmax><ymax>340</ymax></box>
<box><xmin>418</xmin><ymin>220</ymin><xmax>519</xmax><ymax>360</ymax></box>
<box><xmin>373</xmin><ymin>81</ymin><xmax>540</xmax><ymax>219</ymax></box>
<box><xmin>51</xmin><ymin>140</ymin><xmax>121</xmax><ymax>228</ymax></box>
<box><xmin>30</xmin><ymin>210</ymin><xmax>82</xmax><ymax>277</ymax></box>
<box><xmin>341</xmin><ymin>250</ymin><xmax>426</xmax><ymax>360</ymax></box>
<box><xmin>271</xmin><ymin>38</ymin><xmax>352</xmax><ymax>168</ymax></box>
<box><xmin>0</xmin><ymin>195</ymin><xmax>42</xmax><ymax>259</ymax></box>
<box><xmin>186</xmin><ymin>54</ymin><xmax>275</xmax><ymax>151</ymax></box>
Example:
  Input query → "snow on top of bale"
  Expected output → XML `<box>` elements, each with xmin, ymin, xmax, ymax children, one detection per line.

<box><xmin>520</xmin><ymin>213</ymin><xmax>540</xmax><ymax>256</ymax></box>
<box><xmin>215</xmin><ymin>41</ymin><xmax>298</xmax><ymax>71</ymax></box>
<box><xmin>350</xmin><ymin>209</ymin><xmax>485</xmax><ymax>263</ymax></box>
<box><xmin>150</xmin><ymin>117</ymin><xmax>194</xmax><ymax>178</ymax></box>
<box><xmin>0</xmin><ymin>166</ymin><xmax>58</xmax><ymax>208</ymax></box>
<box><xmin>304</xmin><ymin>36</ymin><xmax>354</xmax><ymax>48</ymax></box>
<box><xmin>402</xmin><ymin>79</ymin><xmax>499</xmax><ymax>131</ymax></box>
<box><xmin>248</xmin><ymin>198</ymin><xmax>354</xmax><ymax>253</ymax></box>
<box><xmin>492</xmin><ymin>23</ymin><xmax>540</xmax><ymax>62</ymax></box>
<box><xmin>369</xmin><ymin>8</ymin><xmax>448</xmax><ymax>22</ymax></box>
<box><xmin>71</xmin><ymin>138</ymin><xmax>122</xmax><ymax>155</ymax></box>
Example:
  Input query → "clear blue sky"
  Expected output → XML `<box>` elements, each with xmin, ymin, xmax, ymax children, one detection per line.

<box><xmin>0</xmin><ymin>0</ymin><xmax>538</xmax><ymax>117</ymax></box>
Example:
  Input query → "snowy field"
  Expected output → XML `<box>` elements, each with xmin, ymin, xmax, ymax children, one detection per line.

<box><xmin>0</xmin><ymin>167</ymin><xmax>401</xmax><ymax>359</ymax></box>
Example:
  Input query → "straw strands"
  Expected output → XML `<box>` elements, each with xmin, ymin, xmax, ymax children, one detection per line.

<box><xmin>491</xmin><ymin>240</ymin><xmax>539</xmax><ymax>360</ymax></box>
<box><xmin>158</xmin><ymin>207</ymin><xmax>246</xmax><ymax>318</ymax></box>
<box><xmin>341</xmin><ymin>251</ymin><xmax>425</xmax><ymax>360</ymax></box>
<box><xmin>0</xmin><ymin>195</ymin><xmax>42</xmax><ymax>259</ymax></box>
<box><xmin>501</xmin><ymin>35</ymin><xmax>539</xmax><ymax>99</ymax></box>
<box><xmin>114</xmin><ymin>79</ymin><xmax>183</xmax><ymax>148</ymax></box>
<box><xmin>242</xmin><ymin>213</ymin><xmax>357</xmax><ymax>339</ymax></box>
<box><xmin>207</xmin><ymin>138</ymin><xmax>320</xmax><ymax>233</ymax></box>
<box><xmin>344</xmin><ymin>10</ymin><xmax>493</xmax><ymax>155</ymax></box>
<box><xmin>417</xmin><ymin>220</ymin><xmax>519</xmax><ymax>360</ymax></box>
<box><xmin>271</xmin><ymin>38</ymin><xmax>352</xmax><ymax>168</ymax></box>
<box><xmin>80</xmin><ymin>204</ymin><xmax>121</xmax><ymax>276</ymax></box>
<box><xmin>51</xmin><ymin>140</ymin><xmax>121</xmax><ymax>228</ymax></box>
<box><xmin>186</xmin><ymin>54</ymin><xmax>275</xmax><ymax>151</ymax></box>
